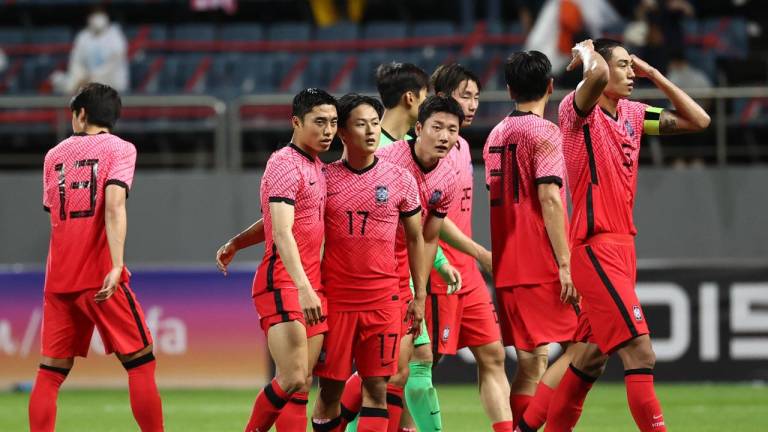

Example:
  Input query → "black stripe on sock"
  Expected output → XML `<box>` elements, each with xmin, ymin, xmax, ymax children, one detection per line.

<box><xmin>585</xmin><ymin>246</ymin><xmax>639</xmax><ymax>338</ymax></box>
<box><xmin>518</xmin><ymin>418</ymin><xmax>537</xmax><ymax>432</ymax></box>
<box><xmin>39</xmin><ymin>364</ymin><xmax>70</xmax><ymax>376</ymax></box>
<box><xmin>569</xmin><ymin>364</ymin><xmax>598</xmax><ymax>383</ymax></box>
<box><xmin>122</xmin><ymin>352</ymin><xmax>155</xmax><ymax>370</ymax></box>
<box><xmin>263</xmin><ymin>382</ymin><xmax>289</xmax><ymax>409</ymax></box>
<box><xmin>340</xmin><ymin>403</ymin><xmax>358</xmax><ymax>421</ymax></box>
<box><xmin>120</xmin><ymin>283</ymin><xmax>150</xmax><ymax>347</ymax></box>
<box><xmin>311</xmin><ymin>416</ymin><xmax>341</xmax><ymax>431</ymax></box>
<box><xmin>289</xmin><ymin>397</ymin><xmax>309</xmax><ymax>405</ymax></box>
<box><xmin>386</xmin><ymin>392</ymin><xmax>403</xmax><ymax>407</ymax></box>
<box><xmin>625</xmin><ymin>368</ymin><xmax>654</xmax><ymax>376</ymax></box>
<box><xmin>360</xmin><ymin>407</ymin><xmax>389</xmax><ymax>418</ymax></box>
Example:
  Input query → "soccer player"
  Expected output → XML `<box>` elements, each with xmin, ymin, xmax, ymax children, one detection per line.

<box><xmin>311</xmin><ymin>93</ymin><xmax>428</xmax><ymax>432</ymax></box>
<box><xmin>376</xmin><ymin>62</ymin><xmax>429</xmax><ymax>148</ymax></box>
<box><xmin>218</xmin><ymin>88</ymin><xmax>338</xmax><ymax>432</ymax></box>
<box><xmin>31</xmin><ymin>83</ymin><xmax>163</xmax><ymax>432</ymax></box>
<box><xmin>546</xmin><ymin>39</ymin><xmax>710</xmax><ymax>431</ymax></box>
<box><xmin>421</xmin><ymin>63</ymin><xmax>514</xmax><ymax>432</ymax></box>
<box><xmin>482</xmin><ymin>52</ymin><xmax>581</xmax><ymax>431</ymax></box>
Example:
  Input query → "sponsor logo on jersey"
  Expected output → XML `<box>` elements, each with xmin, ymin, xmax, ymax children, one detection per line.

<box><xmin>429</xmin><ymin>190</ymin><xmax>443</xmax><ymax>206</ymax></box>
<box><xmin>375</xmin><ymin>185</ymin><xmax>389</xmax><ymax>204</ymax></box>
<box><xmin>633</xmin><ymin>305</ymin><xmax>643</xmax><ymax>322</ymax></box>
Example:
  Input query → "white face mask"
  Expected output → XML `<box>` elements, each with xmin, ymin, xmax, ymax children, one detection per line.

<box><xmin>88</xmin><ymin>13</ymin><xmax>109</xmax><ymax>33</ymax></box>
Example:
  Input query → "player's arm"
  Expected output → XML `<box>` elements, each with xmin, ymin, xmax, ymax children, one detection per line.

<box><xmin>269</xmin><ymin>202</ymin><xmax>322</xmax><ymax>325</ymax></box>
<box><xmin>537</xmin><ymin>183</ymin><xmax>578</xmax><ymax>304</ymax></box>
<box><xmin>95</xmin><ymin>184</ymin><xmax>128</xmax><ymax>303</ymax></box>
<box><xmin>631</xmin><ymin>55</ymin><xmax>711</xmax><ymax>135</ymax></box>
<box><xmin>216</xmin><ymin>218</ymin><xmax>265</xmax><ymax>275</ymax></box>
<box><xmin>568</xmin><ymin>39</ymin><xmax>610</xmax><ymax>115</ymax></box>
<box><xmin>402</xmin><ymin>212</ymin><xmax>427</xmax><ymax>337</ymax></box>
<box><xmin>439</xmin><ymin>217</ymin><xmax>492</xmax><ymax>275</ymax></box>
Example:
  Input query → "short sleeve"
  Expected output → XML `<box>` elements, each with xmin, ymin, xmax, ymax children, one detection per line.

<box><xmin>431</xmin><ymin>172</ymin><xmax>456</xmax><ymax>219</ymax></box>
<box><xmin>263</xmin><ymin>154</ymin><xmax>300</xmax><ymax>205</ymax></box>
<box><xmin>558</xmin><ymin>91</ymin><xmax>591</xmax><ymax>131</ymax></box>
<box><xmin>533</xmin><ymin>125</ymin><xmax>565</xmax><ymax>188</ymax></box>
<box><xmin>398</xmin><ymin>171</ymin><xmax>422</xmax><ymax>218</ymax></box>
<box><xmin>106</xmin><ymin>141</ymin><xmax>137</xmax><ymax>195</ymax></box>
<box><xmin>483</xmin><ymin>127</ymin><xmax>502</xmax><ymax>189</ymax></box>
<box><xmin>42</xmin><ymin>153</ymin><xmax>52</xmax><ymax>212</ymax></box>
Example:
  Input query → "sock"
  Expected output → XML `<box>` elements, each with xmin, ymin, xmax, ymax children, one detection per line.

<box><xmin>544</xmin><ymin>364</ymin><xmax>596</xmax><ymax>432</ymax></box>
<box><xmin>510</xmin><ymin>393</ymin><xmax>532</xmax><ymax>429</ymax></box>
<box><xmin>123</xmin><ymin>353</ymin><xmax>164</xmax><ymax>432</ymax></box>
<box><xmin>385</xmin><ymin>385</ymin><xmax>404</xmax><ymax>432</ymax></box>
<box><xmin>358</xmin><ymin>407</ymin><xmax>388</xmax><ymax>432</ymax></box>
<box><xmin>521</xmin><ymin>382</ymin><xmax>554</xmax><ymax>429</ymax></box>
<box><xmin>398</xmin><ymin>429</ymin><xmax>417</xmax><ymax>432</ymax></box>
<box><xmin>625</xmin><ymin>369</ymin><xmax>666</xmax><ymax>432</ymax></box>
<box><xmin>404</xmin><ymin>362</ymin><xmax>442</xmax><ymax>432</ymax></box>
<box><xmin>245</xmin><ymin>378</ymin><xmax>292</xmax><ymax>432</ymax></box>
<box><xmin>340</xmin><ymin>373</ymin><xmax>363</xmax><ymax>431</ymax></box>
<box><xmin>276</xmin><ymin>391</ymin><xmax>309</xmax><ymax>432</ymax></box>
<box><xmin>492</xmin><ymin>420</ymin><xmax>514</xmax><ymax>432</ymax></box>
<box><xmin>311</xmin><ymin>416</ymin><xmax>342</xmax><ymax>432</ymax></box>
<box><xmin>29</xmin><ymin>364</ymin><xmax>69</xmax><ymax>432</ymax></box>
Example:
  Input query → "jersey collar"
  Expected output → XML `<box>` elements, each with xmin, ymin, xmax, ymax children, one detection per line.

<box><xmin>601</xmin><ymin>107</ymin><xmax>620</xmax><ymax>122</ymax></box>
<box><xmin>508</xmin><ymin>110</ymin><xmax>538</xmax><ymax>117</ymax></box>
<box><xmin>289</xmin><ymin>143</ymin><xmax>315</xmax><ymax>162</ymax></box>
<box><xmin>408</xmin><ymin>138</ymin><xmax>438</xmax><ymax>174</ymax></box>
<box><xmin>343</xmin><ymin>156</ymin><xmax>378</xmax><ymax>175</ymax></box>
<box><xmin>73</xmin><ymin>131</ymin><xmax>108</xmax><ymax>136</ymax></box>
<box><xmin>381</xmin><ymin>128</ymin><xmax>398</xmax><ymax>142</ymax></box>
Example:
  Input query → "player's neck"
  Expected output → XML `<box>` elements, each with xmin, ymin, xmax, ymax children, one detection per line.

<box><xmin>292</xmin><ymin>140</ymin><xmax>318</xmax><ymax>159</ymax></box>
<box><xmin>413</xmin><ymin>139</ymin><xmax>439</xmax><ymax>170</ymax></box>
<box><xmin>345</xmin><ymin>151</ymin><xmax>375</xmax><ymax>171</ymax></box>
<box><xmin>381</xmin><ymin>108</ymin><xmax>412</xmax><ymax>141</ymax></box>
<box><xmin>515</xmin><ymin>99</ymin><xmax>546</xmax><ymax>118</ymax></box>
<box><xmin>77</xmin><ymin>125</ymin><xmax>110</xmax><ymax>135</ymax></box>
<box><xmin>598</xmin><ymin>94</ymin><xmax>619</xmax><ymax>118</ymax></box>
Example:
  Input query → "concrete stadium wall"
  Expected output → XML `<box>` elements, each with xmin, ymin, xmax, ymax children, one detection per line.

<box><xmin>1</xmin><ymin>167</ymin><xmax>767</xmax><ymax>266</ymax></box>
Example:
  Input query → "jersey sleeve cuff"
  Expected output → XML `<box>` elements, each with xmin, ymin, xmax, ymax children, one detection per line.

<box><xmin>573</xmin><ymin>96</ymin><xmax>593</xmax><ymax>118</ymax></box>
<box><xmin>43</xmin><ymin>205</ymin><xmax>50</xmax><ymax>213</ymax></box>
<box><xmin>430</xmin><ymin>209</ymin><xmax>448</xmax><ymax>219</ymax></box>
<box><xmin>400</xmin><ymin>205</ymin><xmax>422</xmax><ymax>218</ymax></box>
<box><xmin>105</xmin><ymin>179</ymin><xmax>130</xmax><ymax>198</ymax></box>
<box><xmin>535</xmin><ymin>176</ymin><xmax>564</xmax><ymax>188</ymax></box>
<box><xmin>269</xmin><ymin>196</ymin><xmax>296</xmax><ymax>205</ymax></box>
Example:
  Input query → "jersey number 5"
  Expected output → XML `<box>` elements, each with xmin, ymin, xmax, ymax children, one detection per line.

<box><xmin>54</xmin><ymin>159</ymin><xmax>99</xmax><ymax>220</ymax></box>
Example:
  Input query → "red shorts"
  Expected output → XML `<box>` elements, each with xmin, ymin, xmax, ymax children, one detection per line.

<box><xmin>253</xmin><ymin>288</ymin><xmax>328</xmax><ymax>338</ymax></box>
<box><xmin>41</xmin><ymin>282</ymin><xmax>153</xmax><ymax>358</ymax></box>
<box><xmin>571</xmin><ymin>235</ymin><xmax>649</xmax><ymax>354</ymax></box>
<box><xmin>425</xmin><ymin>283</ymin><xmax>501</xmax><ymax>355</ymax></box>
<box><xmin>314</xmin><ymin>307</ymin><xmax>401</xmax><ymax>380</ymax></box>
<box><xmin>497</xmin><ymin>281</ymin><xmax>579</xmax><ymax>352</ymax></box>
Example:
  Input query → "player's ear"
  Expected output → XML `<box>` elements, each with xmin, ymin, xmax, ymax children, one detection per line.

<box><xmin>403</xmin><ymin>91</ymin><xmax>414</xmax><ymax>108</ymax></box>
<box><xmin>291</xmin><ymin>115</ymin><xmax>301</xmax><ymax>129</ymax></box>
<box><xmin>547</xmin><ymin>78</ymin><xmax>554</xmax><ymax>95</ymax></box>
<box><xmin>414</xmin><ymin>121</ymin><xmax>422</xmax><ymax>136</ymax></box>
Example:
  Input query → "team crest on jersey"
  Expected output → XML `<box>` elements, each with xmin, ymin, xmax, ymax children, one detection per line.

<box><xmin>428</xmin><ymin>190</ymin><xmax>443</xmax><ymax>205</ymax></box>
<box><xmin>442</xmin><ymin>326</ymin><xmax>451</xmax><ymax>342</ymax></box>
<box><xmin>375</xmin><ymin>185</ymin><xmax>389</xmax><ymax>204</ymax></box>
<box><xmin>633</xmin><ymin>305</ymin><xmax>643</xmax><ymax>322</ymax></box>
<box><xmin>625</xmin><ymin>120</ymin><xmax>635</xmax><ymax>137</ymax></box>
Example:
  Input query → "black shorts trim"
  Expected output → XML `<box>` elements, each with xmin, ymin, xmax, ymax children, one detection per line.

<box><xmin>535</xmin><ymin>176</ymin><xmax>564</xmax><ymax>188</ymax></box>
<box><xmin>430</xmin><ymin>209</ymin><xmax>447</xmax><ymax>219</ymax></box>
<box><xmin>120</xmin><ymin>283</ymin><xmax>150</xmax><ymax>347</ymax></box>
<box><xmin>268</xmin><ymin>196</ymin><xmax>296</xmax><ymax>205</ymax></box>
<box><xmin>122</xmin><ymin>352</ymin><xmax>155</xmax><ymax>370</ymax></box>
<box><xmin>39</xmin><ymin>363</ymin><xmax>70</xmax><ymax>376</ymax></box>
<box><xmin>360</xmin><ymin>407</ymin><xmax>389</xmax><ymax>418</ymax></box>
<box><xmin>274</xmin><ymin>287</ymin><xmax>289</xmax><ymax>323</ymax></box>
<box><xmin>105</xmin><ymin>179</ymin><xmax>130</xmax><ymax>198</ymax></box>
<box><xmin>585</xmin><ymin>246</ymin><xmax>638</xmax><ymax>338</ymax></box>
<box><xmin>266</xmin><ymin>244</ymin><xmax>277</xmax><ymax>291</ymax></box>
<box><xmin>399</xmin><ymin>205</ymin><xmax>422</xmax><ymax>218</ymax></box>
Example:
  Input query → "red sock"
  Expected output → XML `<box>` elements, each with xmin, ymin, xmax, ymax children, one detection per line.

<box><xmin>245</xmin><ymin>378</ymin><xmax>291</xmax><ymax>432</ymax></box>
<box><xmin>29</xmin><ymin>365</ymin><xmax>69</xmax><ymax>432</ymax></box>
<box><xmin>625</xmin><ymin>370</ymin><xmax>666</xmax><ymax>432</ymax></box>
<box><xmin>492</xmin><ymin>420</ymin><xmax>515</xmax><ymax>432</ymax></box>
<box><xmin>358</xmin><ymin>407</ymin><xmax>389</xmax><ymax>432</ymax></box>
<box><xmin>521</xmin><ymin>382</ymin><xmax>554</xmax><ymax>429</ymax></box>
<box><xmin>339</xmin><ymin>373</ymin><xmax>363</xmax><ymax>429</ymax></box>
<box><xmin>276</xmin><ymin>391</ymin><xmax>309</xmax><ymax>432</ymax></box>
<box><xmin>124</xmin><ymin>354</ymin><xmax>164</xmax><ymax>432</ymax></box>
<box><xmin>385</xmin><ymin>385</ymin><xmax>404</xmax><ymax>432</ymax></box>
<box><xmin>510</xmin><ymin>393</ymin><xmax>532</xmax><ymax>429</ymax></box>
<box><xmin>544</xmin><ymin>365</ymin><xmax>595</xmax><ymax>432</ymax></box>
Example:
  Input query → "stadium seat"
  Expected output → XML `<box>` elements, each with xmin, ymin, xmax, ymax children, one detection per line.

<box><xmin>316</xmin><ymin>22</ymin><xmax>359</xmax><ymax>41</ymax></box>
<box><xmin>0</xmin><ymin>27</ymin><xmax>26</xmax><ymax>45</ymax></box>
<box><xmin>171</xmin><ymin>24</ymin><xmax>216</xmax><ymax>41</ymax></box>
<box><xmin>219</xmin><ymin>23</ymin><xmax>264</xmax><ymax>41</ymax></box>
<box><xmin>25</xmin><ymin>26</ymin><xmax>71</xmax><ymax>44</ymax></box>
<box><xmin>267</xmin><ymin>22</ymin><xmax>311</xmax><ymax>41</ymax></box>
<box><xmin>363</xmin><ymin>21</ymin><xmax>407</xmax><ymax>39</ymax></box>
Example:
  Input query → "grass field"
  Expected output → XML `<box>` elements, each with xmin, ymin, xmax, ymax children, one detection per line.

<box><xmin>2</xmin><ymin>383</ymin><xmax>767</xmax><ymax>431</ymax></box>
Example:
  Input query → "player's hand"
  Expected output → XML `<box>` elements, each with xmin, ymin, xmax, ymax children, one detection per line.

<box><xmin>558</xmin><ymin>265</ymin><xmax>579</xmax><ymax>305</ymax></box>
<box><xmin>566</xmin><ymin>39</ymin><xmax>595</xmax><ymax>72</ymax></box>
<box><xmin>95</xmin><ymin>266</ymin><xmax>123</xmax><ymax>303</ymax></box>
<box><xmin>299</xmin><ymin>286</ymin><xmax>323</xmax><ymax>326</ymax></box>
<box><xmin>439</xmin><ymin>263</ymin><xmax>462</xmax><ymax>294</ymax></box>
<box><xmin>406</xmin><ymin>296</ymin><xmax>426</xmax><ymax>337</ymax></box>
<box><xmin>630</xmin><ymin>55</ymin><xmax>656</xmax><ymax>79</ymax></box>
<box><xmin>478</xmin><ymin>248</ymin><xmax>493</xmax><ymax>276</ymax></box>
<box><xmin>216</xmin><ymin>241</ymin><xmax>237</xmax><ymax>276</ymax></box>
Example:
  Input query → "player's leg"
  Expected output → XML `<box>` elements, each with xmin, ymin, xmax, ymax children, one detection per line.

<box><xmin>116</xmin><ymin>345</ymin><xmax>163</xmax><ymax>432</ymax></box>
<box><xmin>404</xmin><ymin>333</ymin><xmax>441</xmax><ymax>432</ymax></box>
<box><xmin>359</xmin><ymin>376</ymin><xmax>389</xmax><ymax>432</ymax></box>
<box><xmin>470</xmin><ymin>342</ymin><xmax>514</xmax><ymax>432</ymax></box>
<box><xmin>29</xmin><ymin>356</ymin><xmax>74</xmax><ymax>432</ymax></box>
<box><xmin>511</xmin><ymin>346</ymin><xmax>548</xmax><ymax>425</ymax></box>
<box><xmin>616</xmin><ymin>335</ymin><xmax>666</xmax><ymax>432</ymax></box>
<box><xmin>385</xmin><ymin>332</ymin><xmax>413</xmax><ymax>432</ymax></box>
<box><xmin>340</xmin><ymin>373</ymin><xmax>364</xmax><ymax>430</ymax></box>
<box><xmin>312</xmin><ymin>377</ymin><xmax>346</xmax><ymax>431</ymax></box>
<box><xmin>277</xmin><ymin>331</ymin><xmax>324</xmax><ymax>432</ymax></box>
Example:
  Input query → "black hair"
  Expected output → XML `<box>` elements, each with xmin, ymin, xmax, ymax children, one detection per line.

<box><xmin>593</xmin><ymin>38</ymin><xmax>625</xmax><ymax>63</ymax></box>
<box><xmin>292</xmin><ymin>88</ymin><xmax>338</xmax><ymax>120</ymax></box>
<box><xmin>417</xmin><ymin>95</ymin><xmax>465</xmax><ymax>126</ymax></box>
<box><xmin>375</xmin><ymin>62</ymin><xmax>430</xmax><ymax>109</ymax></box>
<box><xmin>504</xmin><ymin>51</ymin><xmax>552</xmax><ymax>103</ymax></box>
<box><xmin>430</xmin><ymin>63</ymin><xmax>482</xmax><ymax>95</ymax></box>
<box><xmin>337</xmin><ymin>93</ymin><xmax>384</xmax><ymax>127</ymax></box>
<box><xmin>69</xmin><ymin>82</ymin><xmax>121</xmax><ymax>129</ymax></box>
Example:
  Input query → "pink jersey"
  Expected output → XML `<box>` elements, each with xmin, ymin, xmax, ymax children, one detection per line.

<box><xmin>559</xmin><ymin>91</ymin><xmax>646</xmax><ymax>245</ymax></box>
<box><xmin>253</xmin><ymin>144</ymin><xmax>326</xmax><ymax>296</ymax></box>
<box><xmin>377</xmin><ymin>139</ymin><xmax>457</xmax><ymax>300</ymax></box>
<box><xmin>322</xmin><ymin>158</ymin><xmax>422</xmax><ymax>311</ymax></box>
<box><xmin>429</xmin><ymin>136</ymin><xmax>485</xmax><ymax>294</ymax></box>
<box><xmin>42</xmin><ymin>132</ymin><xmax>136</xmax><ymax>293</ymax></box>
<box><xmin>483</xmin><ymin>111</ymin><xmax>567</xmax><ymax>287</ymax></box>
